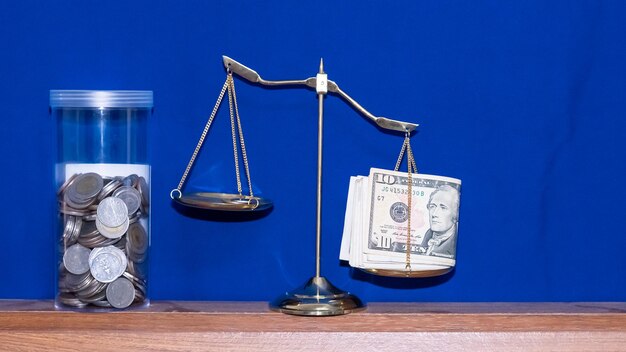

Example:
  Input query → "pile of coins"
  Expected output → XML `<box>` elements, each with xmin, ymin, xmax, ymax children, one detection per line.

<box><xmin>57</xmin><ymin>172</ymin><xmax>149</xmax><ymax>309</ymax></box>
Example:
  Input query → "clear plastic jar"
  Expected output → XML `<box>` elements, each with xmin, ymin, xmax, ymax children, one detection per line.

<box><xmin>51</xmin><ymin>90</ymin><xmax>152</xmax><ymax>310</ymax></box>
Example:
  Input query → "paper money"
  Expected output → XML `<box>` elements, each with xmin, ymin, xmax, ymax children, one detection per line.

<box><xmin>340</xmin><ymin>168</ymin><xmax>461</xmax><ymax>272</ymax></box>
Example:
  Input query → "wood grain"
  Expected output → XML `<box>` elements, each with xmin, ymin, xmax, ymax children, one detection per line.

<box><xmin>1</xmin><ymin>301</ymin><xmax>626</xmax><ymax>351</ymax></box>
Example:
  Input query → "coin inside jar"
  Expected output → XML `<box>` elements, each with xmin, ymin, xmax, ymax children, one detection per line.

<box><xmin>97</xmin><ymin>197</ymin><xmax>129</xmax><ymax>228</ymax></box>
<box><xmin>137</xmin><ymin>176</ymin><xmax>149</xmax><ymax>207</ymax></box>
<box><xmin>89</xmin><ymin>245</ymin><xmax>127</xmax><ymax>283</ymax></box>
<box><xmin>106</xmin><ymin>277</ymin><xmax>136</xmax><ymax>309</ymax></box>
<box><xmin>96</xmin><ymin>216</ymin><xmax>129</xmax><ymax>239</ymax></box>
<box><xmin>68</xmin><ymin>173</ymin><xmax>104</xmax><ymax>203</ymax></box>
<box><xmin>63</xmin><ymin>243</ymin><xmax>92</xmax><ymax>275</ymax></box>
<box><xmin>113</xmin><ymin>186</ymin><xmax>141</xmax><ymax>216</ymax></box>
<box><xmin>122</xmin><ymin>174</ymin><xmax>139</xmax><ymax>188</ymax></box>
<box><xmin>127</xmin><ymin>222</ymin><xmax>148</xmax><ymax>258</ymax></box>
<box><xmin>58</xmin><ymin>173</ymin><xmax>81</xmax><ymax>198</ymax></box>
<box><xmin>57</xmin><ymin>171</ymin><xmax>149</xmax><ymax>309</ymax></box>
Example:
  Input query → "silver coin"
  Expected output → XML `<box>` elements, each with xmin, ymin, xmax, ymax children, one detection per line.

<box><xmin>59</xmin><ymin>205</ymin><xmax>90</xmax><ymax>217</ymax></box>
<box><xmin>98</xmin><ymin>179</ymin><xmax>123</xmax><ymax>201</ymax></box>
<box><xmin>58</xmin><ymin>293</ymin><xmax>88</xmax><ymax>308</ymax></box>
<box><xmin>78</xmin><ymin>230</ymin><xmax>120</xmax><ymax>248</ymax></box>
<box><xmin>79</xmin><ymin>220</ymin><xmax>98</xmax><ymax>237</ymax></box>
<box><xmin>63</xmin><ymin>272</ymin><xmax>92</xmax><ymax>292</ymax></box>
<box><xmin>97</xmin><ymin>197</ymin><xmax>128</xmax><ymax>228</ymax></box>
<box><xmin>129</xmin><ymin>211</ymin><xmax>141</xmax><ymax>225</ymax></box>
<box><xmin>91</xmin><ymin>299</ymin><xmax>112</xmax><ymax>308</ymax></box>
<box><xmin>63</xmin><ymin>192</ymin><xmax>89</xmax><ymax>209</ymax></box>
<box><xmin>113</xmin><ymin>186</ymin><xmax>141</xmax><ymax>216</ymax></box>
<box><xmin>95</xmin><ymin>216</ymin><xmax>129</xmax><ymax>239</ymax></box>
<box><xmin>79</xmin><ymin>289</ymin><xmax>107</xmax><ymax>303</ymax></box>
<box><xmin>76</xmin><ymin>280</ymin><xmax>107</xmax><ymax>299</ymax></box>
<box><xmin>62</xmin><ymin>216</ymin><xmax>76</xmax><ymax>242</ymax></box>
<box><xmin>127</xmin><ymin>223</ymin><xmax>148</xmax><ymax>255</ymax></box>
<box><xmin>106</xmin><ymin>277</ymin><xmax>136</xmax><ymax>309</ymax></box>
<box><xmin>122</xmin><ymin>270</ymin><xmax>146</xmax><ymax>289</ymax></box>
<box><xmin>90</xmin><ymin>253</ymin><xmax>125</xmax><ymax>283</ymax></box>
<box><xmin>137</xmin><ymin>176</ymin><xmax>149</xmax><ymax>207</ymax></box>
<box><xmin>125</xmin><ymin>260</ymin><xmax>142</xmax><ymax>279</ymax></box>
<box><xmin>89</xmin><ymin>246</ymin><xmax>127</xmax><ymax>283</ymax></box>
<box><xmin>70</xmin><ymin>173</ymin><xmax>104</xmax><ymax>202</ymax></box>
<box><xmin>88</xmin><ymin>246</ymin><xmax>105</xmax><ymax>265</ymax></box>
<box><xmin>63</xmin><ymin>244</ymin><xmax>91</xmax><ymax>275</ymax></box>
<box><xmin>88</xmin><ymin>246</ymin><xmax>122</xmax><ymax>268</ymax></box>
<box><xmin>122</xmin><ymin>174</ymin><xmax>139</xmax><ymax>187</ymax></box>
<box><xmin>64</xmin><ymin>191</ymin><xmax>95</xmax><ymax>210</ymax></box>
<box><xmin>68</xmin><ymin>217</ymin><xmax>83</xmax><ymax>245</ymax></box>
<box><xmin>57</xmin><ymin>173</ymin><xmax>81</xmax><ymax>198</ymax></box>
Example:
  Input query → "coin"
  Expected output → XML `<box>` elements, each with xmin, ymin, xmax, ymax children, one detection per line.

<box><xmin>63</xmin><ymin>191</ymin><xmax>94</xmax><ymax>210</ymax></box>
<box><xmin>96</xmin><ymin>216</ymin><xmax>129</xmax><ymax>239</ymax></box>
<box><xmin>106</xmin><ymin>277</ymin><xmax>136</xmax><ymax>309</ymax></box>
<box><xmin>89</xmin><ymin>245</ymin><xmax>127</xmax><ymax>283</ymax></box>
<box><xmin>122</xmin><ymin>174</ymin><xmax>139</xmax><ymax>188</ymax></box>
<box><xmin>122</xmin><ymin>271</ymin><xmax>146</xmax><ymax>296</ymax></box>
<box><xmin>129</xmin><ymin>211</ymin><xmax>142</xmax><ymax>225</ymax></box>
<box><xmin>98</xmin><ymin>179</ymin><xmax>123</xmax><ymax>201</ymax></box>
<box><xmin>127</xmin><ymin>222</ymin><xmax>148</xmax><ymax>255</ymax></box>
<box><xmin>88</xmin><ymin>246</ymin><xmax>122</xmax><ymax>268</ymax></box>
<box><xmin>97</xmin><ymin>197</ymin><xmax>128</xmax><ymax>228</ymax></box>
<box><xmin>67</xmin><ymin>217</ymin><xmax>83</xmax><ymax>246</ymax></box>
<box><xmin>57</xmin><ymin>292</ymin><xmax>88</xmax><ymax>308</ymax></box>
<box><xmin>69</xmin><ymin>173</ymin><xmax>104</xmax><ymax>202</ymax></box>
<box><xmin>78</xmin><ymin>228</ymin><xmax>121</xmax><ymax>248</ymax></box>
<box><xmin>59</xmin><ymin>207</ymin><xmax>90</xmax><ymax>217</ymax></box>
<box><xmin>76</xmin><ymin>280</ymin><xmax>107</xmax><ymax>299</ymax></box>
<box><xmin>62</xmin><ymin>272</ymin><xmax>92</xmax><ymax>292</ymax></box>
<box><xmin>91</xmin><ymin>300</ymin><xmax>113</xmax><ymax>308</ymax></box>
<box><xmin>137</xmin><ymin>176</ymin><xmax>149</xmax><ymax>207</ymax></box>
<box><xmin>113</xmin><ymin>186</ymin><xmax>141</xmax><ymax>216</ymax></box>
<box><xmin>63</xmin><ymin>244</ymin><xmax>92</xmax><ymax>275</ymax></box>
<box><xmin>90</xmin><ymin>253</ymin><xmax>124</xmax><ymax>283</ymax></box>
<box><xmin>57</xmin><ymin>173</ymin><xmax>81</xmax><ymax>198</ymax></box>
<box><xmin>62</xmin><ymin>216</ymin><xmax>76</xmax><ymax>242</ymax></box>
<box><xmin>79</xmin><ymin>220</ymin><xmax>98</xmax><ymax>237</ymax></box>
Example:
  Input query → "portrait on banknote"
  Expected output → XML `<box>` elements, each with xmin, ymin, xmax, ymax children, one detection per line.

<box><xmin>367</xmin><ymin>168</ymin><xmax>461</xmax><ymax>264</ymax></box>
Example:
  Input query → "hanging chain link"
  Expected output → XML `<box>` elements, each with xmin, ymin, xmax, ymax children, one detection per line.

<box><xmin>395</xmin><ymin>133</ymin><xmax>418</xmax><ymax>273</ymax></box>
<box><xmin>226</xmin><ymin>75</ymin><xmax>243</xmax><ymax>196</ymax></box>
<box><xmin>394</xmin><ymin>136</ymin><xmax>418</xmax><ymax>173</ymax></box>
<box><xmin>171</xmin><ymin>76</ymin><xmax>230</xmax><ymax>199</ymax></box>
<box><xmin>229</xmin><ymin>76</ymin><xmax>255</xmax><ymax>198</ymax></box>
<box><xmin>170</xmin><ymin>72</ymin><xmax>256</xmax><ymax>200</ymax></box>
<box><xmin>394</xmin><ymin>139</ymin><xmax>407</xmax><ymax>172</ymax></box>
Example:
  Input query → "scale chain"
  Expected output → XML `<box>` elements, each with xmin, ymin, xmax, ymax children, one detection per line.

<box><xmin>171</xmin><ymin>72</ymin><xmax>257</xmax><ymax>200</ymax></box>
<box><xmin>172</xmin><ymin>76</ymin><xmax>230</xmax><ymax>196</ymax></box>
<box><xmin>395</xmin><ymin>134</ymin><xmax>417</xmax><ymax>273</ymax></box>
<box><xmin>227</xmin><ymin>75</ymin><xmax>244</xmax><ymax>196</ymax></box>
<box><xmin>406</xmin><ymin>137</ymin><xmax>416</xmax><ymax>273</ymax></box>
<box><xmin>229</xmin><ymin>76</ymin><xmax>255</xmax><ymax>198</ymax></box>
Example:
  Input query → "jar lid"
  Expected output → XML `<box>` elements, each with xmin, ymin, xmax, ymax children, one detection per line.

<box><xmin>50</xmin><ymin>90</ymin><xmax>153</xmax><ymax>108</ymax></box>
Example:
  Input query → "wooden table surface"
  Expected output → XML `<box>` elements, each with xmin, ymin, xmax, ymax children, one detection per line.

<box><xmin>1</xmin><ymin>300</ymin><xmax>626</xmax><ymax>351</ymax></box>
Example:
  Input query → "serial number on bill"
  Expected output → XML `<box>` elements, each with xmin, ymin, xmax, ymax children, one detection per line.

<box><xmin>379</xmin><ymin>186</ymin><xmax>425</xmax><ymax>196</ymax></box>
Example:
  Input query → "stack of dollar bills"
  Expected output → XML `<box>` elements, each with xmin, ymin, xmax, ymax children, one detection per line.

<box><xmin>339</xmin><ymin>168</ymin><xmax>462</xmax><ymax>273</ymax></box>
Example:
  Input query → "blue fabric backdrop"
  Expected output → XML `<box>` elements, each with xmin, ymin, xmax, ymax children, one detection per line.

<box><xmin>1</xmin><ymin>0</ymin><xmax>625</xmax><ymax>302</ymax></box>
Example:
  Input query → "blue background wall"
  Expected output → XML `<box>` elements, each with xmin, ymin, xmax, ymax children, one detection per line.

<box><xmin>1</xmin><ymin>0</ymin><xmax>625</xmax><ymax>302</ymax></box>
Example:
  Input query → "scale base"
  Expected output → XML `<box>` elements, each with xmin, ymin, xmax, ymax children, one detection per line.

<box><xmin>270</xmin><ymin>276</ymin><xmax>366</xmax><ymax>316</ymax></box>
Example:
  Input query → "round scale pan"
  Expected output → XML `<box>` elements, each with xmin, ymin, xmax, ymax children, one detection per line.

<box><xmin>359</xmin><ymin>267</ymin><xmax>452</xmax><ymax>278</ymax></box>
<box><xmin>173</xmin><ymin>192</ymin><xmax>272</xmax><ymax>212</ymax></box>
